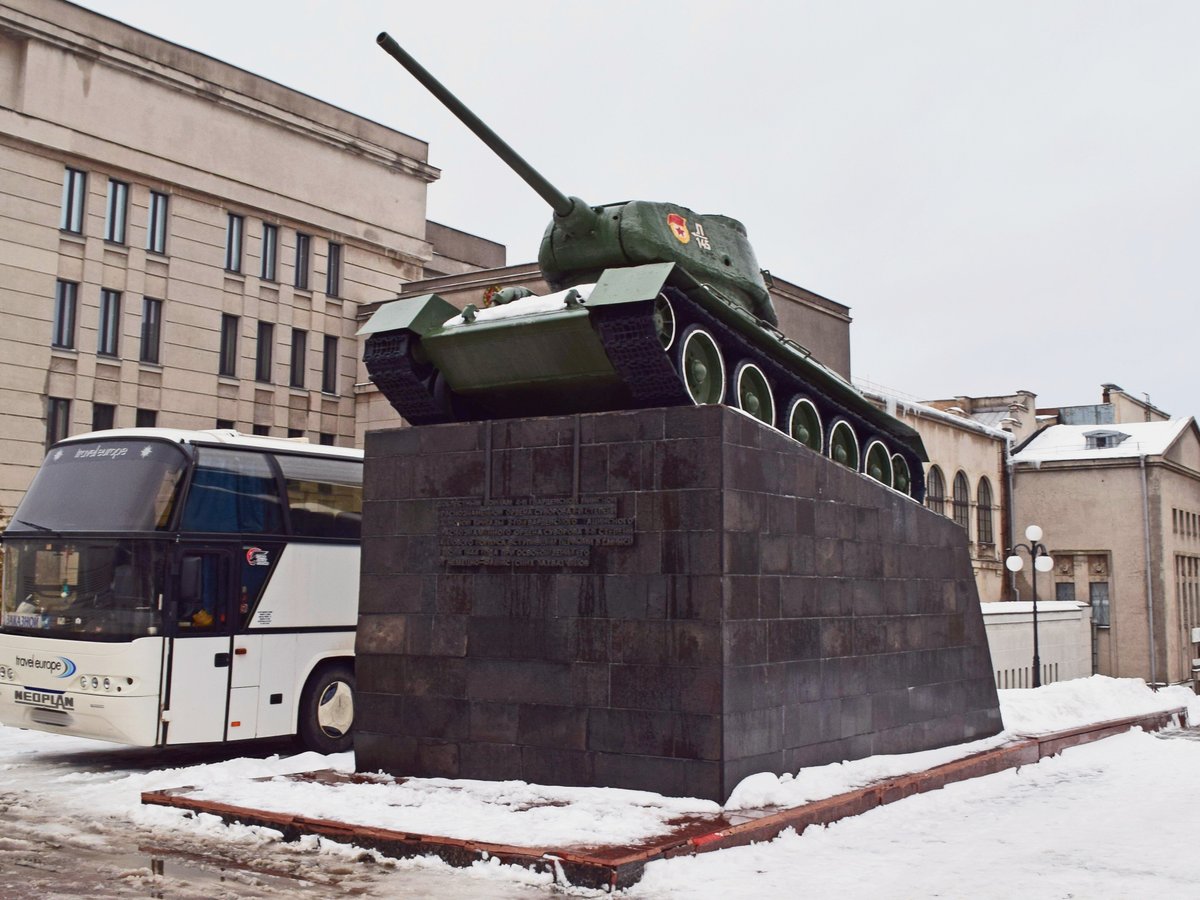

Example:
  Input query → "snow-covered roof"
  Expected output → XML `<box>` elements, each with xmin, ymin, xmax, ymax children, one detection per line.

<box><xmin>1012</xmin><ymin>418</ymin><xmax>1193</xmax><ymax>464</ymax></box>
<box><xmin>857</xmin><ymin>388</ymin><xmax>1013</xmax><ymax>441</ymax></box>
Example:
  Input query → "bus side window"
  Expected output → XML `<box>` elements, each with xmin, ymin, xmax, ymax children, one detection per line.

<box><xmin>180</xmin><ymin>448</ymin><xmax>283</xmax><ymax>534</ymax></box>
<box><xmin>274</xmin><ymin>455</ymin><xmax>362</xmax><ymax>539</ymax></box>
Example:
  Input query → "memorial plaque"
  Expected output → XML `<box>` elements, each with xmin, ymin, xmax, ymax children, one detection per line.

<box><xmin>438</xmin><ymin>497</ymin><xmax>634</xmax><ymax>567</ymax></box>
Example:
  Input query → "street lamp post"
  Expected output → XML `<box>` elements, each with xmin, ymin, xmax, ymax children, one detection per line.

<box><xmin>1006</xmin><ymin>525</ymin><xmax>1054</xmax><ymax>688</ymax></box>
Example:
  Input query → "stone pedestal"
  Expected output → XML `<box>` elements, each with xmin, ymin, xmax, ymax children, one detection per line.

<box><xmin>355</xmin><ymin>406</ymin><xmax>1001</xmax><ymax>802</ymax></box>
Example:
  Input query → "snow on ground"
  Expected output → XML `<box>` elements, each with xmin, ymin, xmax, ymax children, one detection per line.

<box><xmin>186</xmin><ymin>775</ymin><xmax>720</xmax><ymax>849</ymax></box>
<box><xmin>1</xmin><ymin>675</ymin><xmax>1196</xmax><ymax>897</ymax></box>
<box><xmin>998</xmin><ymin>675</ymin><xmax>1197</xmax><ymax>735</ymax></box>
<box><xmin>628</xmin><ymin>728</ymin><xmax>1200</xmax><ymax>899</ymax></box>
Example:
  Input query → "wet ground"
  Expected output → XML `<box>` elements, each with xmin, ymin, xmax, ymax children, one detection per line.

<box><xmin>0</xmin><ymin>737</ymin><xmax>550</xmax><ymax>899</ymax></box>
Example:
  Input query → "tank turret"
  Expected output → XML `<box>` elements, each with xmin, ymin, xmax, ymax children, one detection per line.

<box><xmin>362</xmin><ymin>33</ymin><xmax>927</xmax><ymax>500</ymax></box>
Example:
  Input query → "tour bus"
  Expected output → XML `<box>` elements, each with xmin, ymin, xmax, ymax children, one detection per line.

<box><xmin>0</xmin><ymin>428</ymin><xmax>362</xmax><ymax>753</ymax></box>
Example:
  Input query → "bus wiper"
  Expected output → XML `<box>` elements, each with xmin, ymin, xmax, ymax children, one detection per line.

<box><xmin>15</xmin><ymin>517</ymin><xmax>56</xmax><ymax>534</ymax></box>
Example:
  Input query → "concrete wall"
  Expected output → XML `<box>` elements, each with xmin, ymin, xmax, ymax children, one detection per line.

<box><xmin>982</xmin><ymin>602</ymin><xmax>1093</xmax><ymax>690</ymax></box>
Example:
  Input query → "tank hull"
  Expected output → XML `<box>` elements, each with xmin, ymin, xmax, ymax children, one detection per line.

<box><xmin>361</xmin><ymin>263</ymin><xmax>927</xmax><ymax>501</ymax></box>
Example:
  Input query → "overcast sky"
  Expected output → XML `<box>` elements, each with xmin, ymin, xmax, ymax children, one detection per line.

<box><xmin>76</xmin><ymin>1</ymin><xmax>1200</xmax><ymax>417</ymax></box>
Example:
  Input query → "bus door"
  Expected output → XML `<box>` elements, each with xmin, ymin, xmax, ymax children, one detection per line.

<box><xmin>163</xmin><ymin>549</ymin><xmax>236</xmax><ymax>744</ymax></box>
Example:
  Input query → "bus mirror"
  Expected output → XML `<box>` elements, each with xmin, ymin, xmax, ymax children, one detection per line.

<box><xmin>179</xmin><ymin>556</ymin><xmax>202</xmax><ymax>605</ymax></box>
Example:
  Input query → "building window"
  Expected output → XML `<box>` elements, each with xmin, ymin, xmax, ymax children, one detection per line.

<box><xmin>294</xmin><ymin>232</ymin><xmax>311</xmax><ymax>290</ymax></box>
<box><xmin>135</xmin><ymin>408</ymin><xmax>157</xmax><ymax>428</ymax></box>
<box><xmin>140</xmin><ymin>297</ymin><xmax>163</xmax><ymax>364</ymax></box>
<box><xmin>319</xmin><ymin>432</ymin><xmax>335</xmax><ymax>446</ymax></box>
<box><xmin>91</xmin><ymin>402</ymin><xmax>115</xmax><ymax>432</ymax></box>
<box><xmin>252</xmin><ymin>423</ymin><xmax>269</xmax><ymax>436</ymax></box>
<box><xmin>47</xmin><ymin>398</ymin><xmax>70</xmax><ymax>448</ymax></box>
<box><xmin>225</xmin><ymin>213</ymin><xmax>244</xmax><ymax>273</ymax></box>
<box><xmin>322</xmin><ymin>335</ymin><xmax>338</xmax><ymax>394</ymax></box>
<box><xmin>52</xmin><ymin>280</ymin><xmax>78</xmax><ymax>349</ymax></box>
<box><xmin>326</xmin><ymin>242</ymin><xmax>342</xmax><ymax>297</ymax></box>
<box><xmin>256</xmin><ymin>321</ymin><xmax>274</xmax><ymax>382</ymax></box>
<box><xmin>147</xmin><ymin>191</ymin><xmax>169</xmax><ymax>254</ymax></box>
<box><xmin>219</xmin><ymin>314</ymin><xmax>239</xmax><ymax>377</ymax></box>
<box><xmin>60</xmin><ymin>167</ymin><xmax>86</xmax><ymax>234</ymax></box>
<box><xmin>976</xmin><ymin>477</ymin><xmax>994</xmax><ymax>545</ymax></box>
<box><xmin>1085</xmin><ymin>429</ymin><xmax>1130</xmax><ymax>450</ymax></box>
<box><xmin>952</xmin><ymin>471</ymin><xmax>970</xmax><ymax>532</ymax></box>
<box><xmin>261</xmin><ymin>223</ymin><xmax>278</xmax><ymax>281</ymax></box>
<box><xmin>104</xmin><ymin>178</ymin><xmax>128</xmax><ymax>244</ymax></box>
<box><xmin>98</xmin><ymin>289</ymin><xmax>121</xmax><ymax>357</ymax></box>
<box><xmin>925</xmin><ymin>466</ymin><xmax>946</xmax><ymax>516</ymax></box>
<box><xmin>1056</xmin><ymin>582</ymin><xmax>1076</xmax><ymax>602</ymax></box>
<box><xmin>290</xmin><ymin>328</ymin><xmax>307</xmax><ymax>388</ymax></box>
<box><xmin>216</xmin><ymin>418</ymin><xmax>235</xmax><ymax>430</ymax></box>
<box><xmin>287</xmin><ymin>428</ymin><xmax>304</xmax><ymax>438</ymax></box>
<box><xmin>1090</xmin><ymin>581</ymin><xmax>1110</xmax><ymax>627</ymax></box>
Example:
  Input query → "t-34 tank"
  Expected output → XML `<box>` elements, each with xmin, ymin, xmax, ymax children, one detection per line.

<box><xmin>362</xmin><ymin>32</ymin><xmax>927</xmax><ymax>500</ymax></box>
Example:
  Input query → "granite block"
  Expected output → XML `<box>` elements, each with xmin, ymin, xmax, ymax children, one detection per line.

<box><xmin>356</xmin><ymin>406</ymin><xmax>1001</xmax><ymax>802</ymax></box>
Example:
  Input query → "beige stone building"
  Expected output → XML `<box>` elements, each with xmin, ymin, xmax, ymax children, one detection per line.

<box><xmin>1011</xmin><ymin>411</ymin><xmax>1200</xmax><ymax>687</ymax></box>
<box><xmin>0</xmin><ymin>0</ymin><xmax>501</xmax><ymax>521</ymax></box>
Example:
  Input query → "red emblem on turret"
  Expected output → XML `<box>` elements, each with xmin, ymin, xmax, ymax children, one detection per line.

<box><xmin>667</xmin><ymin>213</ymin><xmax>690</xmax><ymax>244</ymax></box>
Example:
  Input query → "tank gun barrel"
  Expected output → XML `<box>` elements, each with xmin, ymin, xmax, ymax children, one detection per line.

<box><xmin>377</xmin><ymin>32</ymin><xmax>577</xmax><ymax>219</ymax></box>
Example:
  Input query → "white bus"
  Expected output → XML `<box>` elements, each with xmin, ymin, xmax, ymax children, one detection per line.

<box><xmin>0</xmin><ymin>428</ymin><xmax>362</xmax><ymax>753</ymax></box>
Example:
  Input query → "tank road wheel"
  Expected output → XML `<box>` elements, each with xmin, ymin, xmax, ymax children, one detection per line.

<box><xmin>828</xmin><ymin>420</ymin><xmax>860</xmax><ymax>471</ymax></box>
<box><xmin>298</xmin><ymin>662</ymin><xmax>355</xmax><ymax>754</ymax></box>
<box><xmin>734</xmin><ymin>362</ymin><xmax>775</xmax><ymax>427</ymax></box>
<box><xmin>787</xmin><ymin>397</ymin><xmax>823</xmax><ymax>452</ymax></box>
<box><xmin>653</xmin><ymin>293</ymin><xmax>677</xmax><ymax>351</ymax></box>
<box><xmin>678</xmin><ymin>327</ymin><xmax>725</xmax><ymax>405</ymax></box>
<box><xmin>891</xmin><ymin>453</ymin><xmax>913</xmax><ymax>496</ymax></box>
<box><xmin>864</xmin><ymin>440</ymin><xmax>894</xmax><ymax>488</ymax></box>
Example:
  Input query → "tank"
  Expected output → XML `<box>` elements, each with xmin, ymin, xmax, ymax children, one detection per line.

<box><xmin>361</xmin><ymin>32</ymin><xmax>927</xmax><ymax>500</ymax></box>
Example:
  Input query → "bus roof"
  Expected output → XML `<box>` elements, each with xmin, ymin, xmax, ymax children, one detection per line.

<box><xmin>55</xmin><ymin>428</ymin><xmax>363</xmax><ymax>461</ymax></box>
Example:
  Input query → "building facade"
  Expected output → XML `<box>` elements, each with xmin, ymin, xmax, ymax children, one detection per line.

<box><xmin>1011</xmin><ymin>417</ymin><xmax>1200</xmax><ymax>687</ymax></box>
<box><xmin>0</xmin><ymin>0</ymin><xmax>501</xmax><ymax>521</ymax></box>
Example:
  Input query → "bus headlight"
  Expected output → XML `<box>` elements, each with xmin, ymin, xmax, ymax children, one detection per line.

<box><xmin>89</xmin><ymin>676</ymin><xmax>99</xmax><ymax>690</ymax></box>
<box><xmin>102</xmin><ymin>677</ymin><xmax>112</xmax><ymax>691</ymax></box>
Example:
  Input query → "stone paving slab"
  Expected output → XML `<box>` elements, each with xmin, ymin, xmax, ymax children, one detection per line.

<box><xmin>142</xmin><ymin>707</ymin><xmax>1186</xmax><ymax>891</ymax></box>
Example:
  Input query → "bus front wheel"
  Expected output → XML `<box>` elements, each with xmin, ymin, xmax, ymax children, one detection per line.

<box><xmin>298</xmin><ymin>662</ymin><xmax>355</xmax><ymax>754</ymax></box>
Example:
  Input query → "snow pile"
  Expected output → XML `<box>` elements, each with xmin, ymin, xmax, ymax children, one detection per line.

<box><xmin>441</xmin><ymin>284</ymin><xmax>595</xmax><ymax>328</ymax></box>
<box><xmin>725</xmin><ymin>675</ymin><xmax>1192</xmax><ymax>812</ymax></box>
<box><xmin>724</xmin><ymin>734</ymin><xmax>1010</xmax><ymax>811</ymax></box>
<box><xmin>999</xmin><ymin>674</ymin><xmax>1198</xmax><ymax>735</ymax></box>
<box><xmin>186</xmin><ymin>775</ymin><xmax>719</xmax><ymax>849</ymax></box>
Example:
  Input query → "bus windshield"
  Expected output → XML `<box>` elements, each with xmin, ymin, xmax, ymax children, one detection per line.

<box><xmin>1</xmin><ymin>539</ymin><xmax>166</xmax><ymax>640</ymax></box>
<box><xmin>8</xmin><ymin>439</ymin><xmax>188</xmax><ymax>533</ymax></box>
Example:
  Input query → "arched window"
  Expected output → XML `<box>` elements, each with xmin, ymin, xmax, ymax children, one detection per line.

<box><xmin>952</xmin><ymin>471</ymin><xmax>970</xmax><ymax>532</ymax></box>
<box><xmin>926</xmin><ymin>466</ymin><xmax>946</xmax><ymax>515</ymax></box>
<box><xmin>977</xmin><ymin>477</ymin><xmax>994</xmax><ymax>545</ymax></box>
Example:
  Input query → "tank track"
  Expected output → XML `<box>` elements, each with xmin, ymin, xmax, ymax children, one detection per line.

<box><xmin>590</xmin><ymin>302</ymin><xmax>691</xmax><ymax>409</ymax></box>
<box><xmin>362</xmin><ymin>333</ymin><xmax>450</xmax><ymax>426</ymax></box>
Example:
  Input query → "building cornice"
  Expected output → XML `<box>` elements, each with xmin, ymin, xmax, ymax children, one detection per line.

<box><xmin>1</xmin><ymin>2</ymin><xmax>440</xmax><ymax>183</ymax></box>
